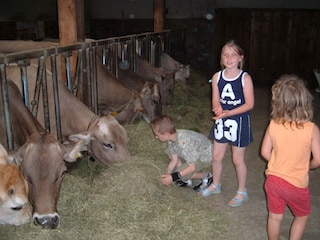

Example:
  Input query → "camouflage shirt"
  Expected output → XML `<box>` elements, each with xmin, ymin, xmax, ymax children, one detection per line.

<box><xmin>166</xmin><ymin>129</ymin><xmax>213</xmax><ymax>165</ymax></box>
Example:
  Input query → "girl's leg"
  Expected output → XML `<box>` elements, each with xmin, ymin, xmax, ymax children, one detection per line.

<box><xmin>289</xmin><ymin>215</ymin><xmax>308</xmax><ymax>240</ymax></box>
<box><xmin>267</xmin><ymin>212</ymin><xmax>283</xmax><ymax>240</ymax></box>
<box><xmin>228</xmin><ymin>146</ymin><xmax>248</xmax><ymax>206</ymax></box>
<box><xmin>199</xmin><ymin>142</ymin><xmax>227</xmax><ymax>196</ymax></box>
<box><xmin>231</xmin><ymin>146</ymin><xmax>247</xmax><ymax>191</ymax></box>
<box><xmin>211</xmin><ymin>141</ymin><xmax>228</xmax><ymax>187</ymax></box>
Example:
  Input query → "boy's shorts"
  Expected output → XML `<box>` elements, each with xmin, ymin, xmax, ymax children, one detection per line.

<box><xmin>264</xmin><ymin>175</ymin><xmax>310</xmax><ymax>216</ymax></box>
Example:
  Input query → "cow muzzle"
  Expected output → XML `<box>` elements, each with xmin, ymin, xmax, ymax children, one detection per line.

<box><xmin>33</xmin><ymin>212</ymin><xmax>60</xmax><ymax>229</ymax></box>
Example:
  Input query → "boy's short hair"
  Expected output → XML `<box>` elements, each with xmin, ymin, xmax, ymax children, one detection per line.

<box><xmin>150</xmin><ymin>115</ymin><xmax>176</xmax><ymax>134</ymax></box>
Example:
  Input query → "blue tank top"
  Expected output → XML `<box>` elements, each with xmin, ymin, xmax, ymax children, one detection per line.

<box><xmin>217</xmin><ymin>70</ymin><xmax>248</xmax><ymax>117</ymax></box>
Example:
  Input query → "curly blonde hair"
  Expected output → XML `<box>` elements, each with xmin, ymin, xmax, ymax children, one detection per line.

<box><xmin>270</xmin><ymin>74</ymin><xmax>313</xmax><ymax>128</ymax></box>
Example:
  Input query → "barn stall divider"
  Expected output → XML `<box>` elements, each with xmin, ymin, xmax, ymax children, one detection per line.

<box><xmin>0</xmin><ymin>29</ymin><xmax>186</xmax><ymax>149</ymax></box>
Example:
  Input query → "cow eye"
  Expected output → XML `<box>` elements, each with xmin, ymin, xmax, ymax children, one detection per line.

<box><xmin>103</xmin><ymin>143</ymin><xmax>113</xmax><ymax>149</ymax></box>
<box><xmin>8</xmin><ymin>188</ymin><xmax>14</xmax><ymax>196</ymax></box>
<box><xmin>12</xmin><ymin>206</ymin><xmax>23</xmax><ymax>211</ymax></box>
<box><xmin>153</xmin><ymin>100</ymin><xmax>159</xmax><ymax>104</ymax></box>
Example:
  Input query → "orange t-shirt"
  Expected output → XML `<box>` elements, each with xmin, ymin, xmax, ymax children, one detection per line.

<box><xmin>265</xmin><ymin>120</ymin><xmax>314</xmax><ymax>188</ymax></box>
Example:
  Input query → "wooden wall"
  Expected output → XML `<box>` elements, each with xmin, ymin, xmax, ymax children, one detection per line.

<box><xmin>214</xmin><ymin>9</ymin><xmax>320</xmax><ymax>87</ymax></box>
<box><xmin>90</xmin><ymin>9</ymin><xmax>320</xmax><ymax>87</ymax></box>
<box><xmin>1</xmin><ymin>8</ymin><xmax>320</xmax><ymax>87</ymax></box>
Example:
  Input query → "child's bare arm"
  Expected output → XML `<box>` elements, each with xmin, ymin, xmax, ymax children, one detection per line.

<box><xmin>310</xmin><ymin>124</ymin><xmax>320</xmax><ymax>169</ymax></box>
<box><xmin>261</xmin><ymin>126</ymin><xmax>272</xmax><ymax>162</ymax></box>
<box><xmin>211</xmin><ymin>73</ymin><xmax>223</xmax><ymax>117</ymax></box>
<box><xmin>166</xmin><ymin>154</ymin><xmax>179</xmax><ymax>174</ymax></box>
<box><xmin>179</xmin><ymin>163</ymin><xmax>196</xmax><ymax>177</ymax></box>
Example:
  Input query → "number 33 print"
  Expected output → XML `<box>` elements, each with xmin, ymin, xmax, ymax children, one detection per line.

<box><xmin>214</xmin><ymin>118</ymin><xmax>238</xmax><ymax>142</ymax></box>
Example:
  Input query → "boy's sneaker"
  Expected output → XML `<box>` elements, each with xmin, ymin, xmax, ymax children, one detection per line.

<box><xmin>176</xmin><ymin>179</ymin><xmax>193</xmax><ymax>187</ymax></box>
<box><xmin>193</xmin><ymin>172</ymin><xmax>213</xmax><ymax>192</ymax></box>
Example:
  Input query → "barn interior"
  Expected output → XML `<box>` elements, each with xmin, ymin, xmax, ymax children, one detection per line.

<box><xmin>1</xmin><ymin>1</ymin><xmax>320</xmax><ymax>239</ymax></box>
<box><xmin>1</xmin><ymin>0</ymin><xmax>320</xmax><ymax>86</ymax></box>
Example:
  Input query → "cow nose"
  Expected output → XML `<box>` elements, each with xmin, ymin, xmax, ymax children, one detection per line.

<box><xmin>33</xmin><ymin>214</ymin><xmax>60</xmax><ymax>229</ymax></box>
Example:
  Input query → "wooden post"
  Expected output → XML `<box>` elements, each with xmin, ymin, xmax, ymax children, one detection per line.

<box><xmin>154</xmin><ymin>0</ymin><xmax>164</xmax><ymax>67</ymax></box>
<box><xmin>154</xmin><ymin>0</ymin><xmax>164</xmax><ymax>32</ymax></box>
<box><xmin>57</xmin><ymin>0</ymin><xmax>85</xmax><ymax>83</ymax></box>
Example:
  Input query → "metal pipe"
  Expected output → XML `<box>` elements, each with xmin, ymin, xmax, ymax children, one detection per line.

<box><xmin>18</xmin><ymin>59</ymin><xmax>31</xmax><ymax>108</ymax></box>
<box><xmin>50</xmin><ymin>54</ymin><xmax>63</xmax><ymax>142</ymax></box>
<box><xmin>91</xmin><ymin>47</ymin><xmax>98</xmax><ymax>114</ymax></box>
<box><xmin>0</xmin><ymin>64</ymin><xmax>14</xmax><ymax>150</ymax></box>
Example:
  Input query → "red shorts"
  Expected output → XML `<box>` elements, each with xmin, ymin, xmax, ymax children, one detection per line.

<box><xmin>264</xmin><ymin>175</ymin><xmax>310</xmax><ymax>216</ymax></box>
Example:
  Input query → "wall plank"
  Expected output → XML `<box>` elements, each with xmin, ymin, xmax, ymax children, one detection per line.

<box><xmin>214</xmin><ymin>9</ymin><xmax>320</xmax><ymax>87</ymax></box>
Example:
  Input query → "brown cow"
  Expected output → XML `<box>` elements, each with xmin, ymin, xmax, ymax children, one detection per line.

<box><xmin>0</xmin><ymin>80</ymin><xmax>86</xmax><ymax>228</ymax></box>
<box><xmin>0</xmin><ymin>40</ymin><xmax>161</xmax><ymax>125</ymax></box>
<box><xmin>135</xmin><ymin>55</ymin><xmax>175</xmax><ymax>106</ymax></box>
<box><xmin>160</xmin><ymin>52</ymin><xmax>190</xmax><ymax>83</ymax></box>
<box><xmin>117</xmin><ymin>67</ymin><xmax>162</xmax><ymax>122</ymax></box>
<box><xmin>0</xmin><ymin>144</ymin><xmax>31</xmax><ymax>225</ymax></box>
<box><xmin>95</xmin><ymin>57</ymin><xmax>145</xmax><ymax>124</ymax></box>
<box><xmin>5</xmin><ymin>64</ymin><xmax>131</xmax><ymax>167</ymax></box>
<box><xmin>94</xmin><ymin>52</ymin><xmax>162</xmax><ymax>124</ymax></box>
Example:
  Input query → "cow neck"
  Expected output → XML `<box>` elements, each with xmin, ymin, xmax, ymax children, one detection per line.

<box><xmin>122</xmin><ymin>91</ymin><xmax>136</xmax><ymax>111</ymax></box>
<box><xmin>87</xmin><ymin>115</ymin><xmax>98</xmax><ymax>131</ymax></box>
<box><xmin>112</xmin><ymin>91</ymin><xmax>137</xmax><ymax>115</ymax></box>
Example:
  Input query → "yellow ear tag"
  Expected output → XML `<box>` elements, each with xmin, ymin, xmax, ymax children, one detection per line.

<box><xmin>111</xmin><ymin>111</ymin><xmax>118</xmax><ymax>116</ymax></box>
<box><xmin>76</xmin><ymin>152</ymin><xmax>82</xmax><ymax>160</ymax></box>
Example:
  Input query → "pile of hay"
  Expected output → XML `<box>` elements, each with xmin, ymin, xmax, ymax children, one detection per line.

<box><xmin>0</xmin><ymin>70</ymin><xmax>229</xmax><ymax>240</ymax></box>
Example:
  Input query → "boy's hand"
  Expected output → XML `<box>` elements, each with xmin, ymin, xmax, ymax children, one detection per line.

<box><xmin>160</xmin><ymin>174</ymin><xmax>173</xmax><ymax>185</ymax></box>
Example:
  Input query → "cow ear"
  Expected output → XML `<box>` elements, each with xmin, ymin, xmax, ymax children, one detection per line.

<box><xmin>0</xmin><ymin>144</ymin><xmax>8</xmax><ymax>165</ymax></box>
<box><xmin>141</xmin><ymin>84</ymin><xmax>151</xmax><ymax>96</ymax></box>
<box><xmin>7</xmin><ymin>149</ymin><xmax>24</xmax><ymax>166</ymax></box>
<box><xmin>154</xmin><ymin>74</ymin><xmax>162</xmax><ymax>83</ymax></box>
<box><xmin>68</xmin><ymin>132</ymin><xmax>92</xmax><ymax>145</ymax></box>
<box><xmin>62</xmin><ymin>140</ymin><xmax>86</xmax><ymax>163</ymax></box>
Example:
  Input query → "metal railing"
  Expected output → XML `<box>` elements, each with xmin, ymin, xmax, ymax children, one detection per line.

<box><xmin>0</xmin><ymin>29</ymin><xmax>186</xmax><ymax>149</ymax></box>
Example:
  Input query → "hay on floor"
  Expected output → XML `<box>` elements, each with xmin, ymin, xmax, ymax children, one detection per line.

<box><xmin>0</xmin><ymin>69</ymin><xmax>229</xmax><ymax>240</ymax></box>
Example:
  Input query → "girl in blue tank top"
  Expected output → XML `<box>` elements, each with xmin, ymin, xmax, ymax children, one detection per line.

<box><xmin>199</xmin><ymin>40</ymin><xmax>254</xmax><ymax>208</ymax></box>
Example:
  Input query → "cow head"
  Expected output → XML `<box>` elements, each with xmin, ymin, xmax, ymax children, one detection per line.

<box><xmin>9</xmin><ymin>132</ymin><xmax>85</xmax><ymax>229</ymax></box>
<box><xmin>175</xmin><ymin>64</ymin><xmax>190</xmax><ymax>83</ymax></box>
<box><xmin>68</xmin><ymin>114</ymin><xmax>131</xmax><ymax>167</ymax></box>
<box><xmin>98</xmin><ymin>92</ymin><xmax>145</xmax><ymax>125</ymax></box>
<box><xmin>159</xmin><ymin>72</ymin><xmax>175</xmax><ymax>106</ymax></box>
<box><xmin>160</xmin><ymin>52</ymin><xmax>190</xmax><ymax>83</ymax></box>
<box><xmin>140</xmin><ymin>82</ymin><xmax>162</xmax><ymax>122</ymax></box>
<box><xmin>0</xmin><ymin>144</ymin><xmax>31</xmax><ymax>225</ymax></box>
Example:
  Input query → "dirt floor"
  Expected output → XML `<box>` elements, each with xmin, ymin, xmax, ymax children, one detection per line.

<box><xmin>214</xmin><ymin>87</ymin><xmax>320</xmax><ymax>240</ymax></box>
<box><xmin>1</xmin><ymin>74</ymin><xmax>319</xmax><ymax>239</ymax></box>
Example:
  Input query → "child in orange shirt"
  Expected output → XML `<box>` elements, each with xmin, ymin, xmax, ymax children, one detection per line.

<box><xmin>261</xmin><ymin>74</ymin><xmax>320</xmax><ymax>240</ymax></box>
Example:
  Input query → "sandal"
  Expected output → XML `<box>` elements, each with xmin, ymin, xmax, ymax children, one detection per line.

<box><xmin>198</xmin><ymin>182</ymin><xmax>221</xmax><ymax>197</ymax></box>
<box><xmin>228</xmin><ymin>190</ymin><xmax>249</xmax><ymax>207</ymax></box>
